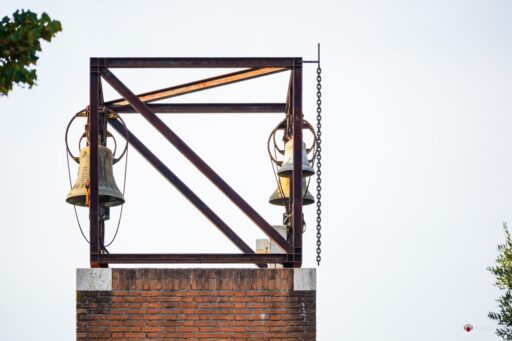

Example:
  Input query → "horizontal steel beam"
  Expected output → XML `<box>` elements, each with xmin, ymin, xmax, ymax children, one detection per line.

<box><xmin>106</xmin><ymin>67</ymin><xmax>288</xmax><ymax>107</ymax></box>
<box><xmin>111</xmin><ymin>103</ymin><xmax>286</xmax><ymax>113</ymax></box>
<box><xmin>92</xmin><ymin>58</ymin><xmax>297</xmax><ymax>68</ymax></box>
<box><xmin>92</xmin><ymin>253</ymin><xmax>290</xmax><ymax>264</ymax></box>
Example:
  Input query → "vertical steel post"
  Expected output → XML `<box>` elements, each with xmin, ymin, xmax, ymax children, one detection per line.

<box><xmin>89</xmin><ymin>60</ymin><xmax>100</xmax><ymax>268</ymax></box>
<box><xmin>98</xmin><ymin>80</ymin><xmax>108</xmax><ymax>267</ymax></box>
<box><xmin>292</xmin><ymin>59</ymin><xmax>303</xmax><ymax>267</ymax></box>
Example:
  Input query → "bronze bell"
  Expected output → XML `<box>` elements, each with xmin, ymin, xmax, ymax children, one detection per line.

<box><xmin>66</xmin><ymin>145</ymin><xmax>125</xmax><ymax>207</ymax></box>
<box><xmin>277</xmin><ymin>139</ymin><xmax>315</xmax><ymax>177</ymax></box>
<box><xmin>269</xmin><ymin>176</ymin><xmax>315</xmax><ymax>206</ymax></box>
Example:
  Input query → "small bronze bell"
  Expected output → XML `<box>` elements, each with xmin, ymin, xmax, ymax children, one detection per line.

<box><xmin>269</xmin><ymin>176</ymin><xmax>315</xmax><ymax>206</ymax></box>
<box><xmin>277</xmin><ymin>139</ymin><xmax>315</xmax><ymax>177</ymax></box>
<box><xmin>66</xmin><ymin>145</ymin><xmax>125</xmax><ymax>207</ymax></box>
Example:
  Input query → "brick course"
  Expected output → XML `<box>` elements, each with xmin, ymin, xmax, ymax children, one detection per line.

<box><xmin>77</xmin><ymin>269</ymin><xmax>316</xmax><ymax>340</ymax></box>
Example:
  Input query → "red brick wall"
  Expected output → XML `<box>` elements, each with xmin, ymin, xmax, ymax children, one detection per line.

<box><xmin>77</xmin><ymin>268</ymin><xmax>316</xmax><ymax>340</ymax></box>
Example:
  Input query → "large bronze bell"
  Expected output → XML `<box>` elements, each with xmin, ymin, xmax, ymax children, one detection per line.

<box><xmin>66</xmin><ymin>145</ymin><xmax>125</xmax><ymax>207</ymax></box>
<box><xmin>277</xmin><ymin>139</ymin><xmax>315</xmax><ymax>177</ymax></box>
<box><xmin>268</xmin><ymin>176</ymin><xmax>315</xmax><ymax>206</ymax></box>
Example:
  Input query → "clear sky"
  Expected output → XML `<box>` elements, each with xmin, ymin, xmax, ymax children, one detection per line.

<box><xmin>1</xmin><ymin>0</ymin><xmax>511</xmax><ymax>340</ymax></box>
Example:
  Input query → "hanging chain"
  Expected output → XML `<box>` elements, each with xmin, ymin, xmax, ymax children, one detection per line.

<box><xmin>315</xmin><ymin>63</ymin><xmax>323</xmax><ymax>266</ymax></box>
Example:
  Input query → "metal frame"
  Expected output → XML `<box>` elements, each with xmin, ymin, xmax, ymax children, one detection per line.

<box><xmin>88</xmin><ymin>57</ymin><xmax>303</xmax><ymax>268</ymax></box>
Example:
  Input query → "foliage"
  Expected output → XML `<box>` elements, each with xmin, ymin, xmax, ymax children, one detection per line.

<box><xmin>0</xmin><ymin>9</ymin><xmax>61</xmax><ymax>96</ymax></box>
<box><xmin>489</xmin><ymin>223</ymin><xmax>512</xmax><ymax>340</ymax></box>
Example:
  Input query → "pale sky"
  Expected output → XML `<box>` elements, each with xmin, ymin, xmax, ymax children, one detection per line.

<box><xmin>1</xmin><ymin>1</ymin><xmax>512</xmax><ymax>340</ymax></box>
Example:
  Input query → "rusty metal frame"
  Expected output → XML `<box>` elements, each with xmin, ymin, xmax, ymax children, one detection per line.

<box><xmin>88</xmin><ymin>57</ymin><xmax>303</xmax><ymax>268</ymax></box>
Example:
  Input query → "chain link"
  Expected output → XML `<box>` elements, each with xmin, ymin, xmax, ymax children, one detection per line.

<box><xmin>316</xmin><ymin>65</ymin><xmax>322</xmax><ymax>266</ymax></box>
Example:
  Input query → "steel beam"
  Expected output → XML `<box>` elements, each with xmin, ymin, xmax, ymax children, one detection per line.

<box><xmin>292</xmin><ymin>60</ymin><xmax>303</xmax><ymax>267</ymax></box>
<box><xmin>106</xmin><ymin>67</ymin><xmax>288</xmax><ymax>107</ymax></box>
<box><xmin>95</xmin><ymin>58</ymin><xmax>296</xmax><ymax>68</ymax></box>
<box><xmin>89</xmin><ymin>67</ymin><xmax>100</xmax><ymax>268</ymax></box>
<box><xmin>101</xmin><ymin>68</ymin><xmax>290</xmax><ymax>252</ymax></box>
<box><xmin>92</xmin><ymin>253</ymin><xmax>290</xmax><ymax>264</ymax></box>
<box><xmin>112</xmin><ymin>103</ymin><xmax>286</xmax><ymax>114</ymax></box>
<box><xmin>108</xmin><ymin>119</ymin><xmax>258</xmax><ymax>258</ymax></box>
<box><xmin>284</xmin><ymin>72</ymin><xmax>293</xmax><ymax>140</ymax></box>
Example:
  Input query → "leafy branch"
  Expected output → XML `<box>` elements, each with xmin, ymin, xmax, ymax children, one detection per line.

<box><xmin>489</xmin><ymin>223</ymin><xmax>512</xmax><ymax>340</ymax></box>
<box><xmin>0</xmin><ymin>9</ymin><xmax>62</xmax><ymax>96</ymax></box>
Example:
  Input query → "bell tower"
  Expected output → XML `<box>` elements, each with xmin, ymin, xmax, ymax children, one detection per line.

<box><xmin>69</xmin><ymin>49</ymin><xmax>322</xmax><ymax>339</ymax></box>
